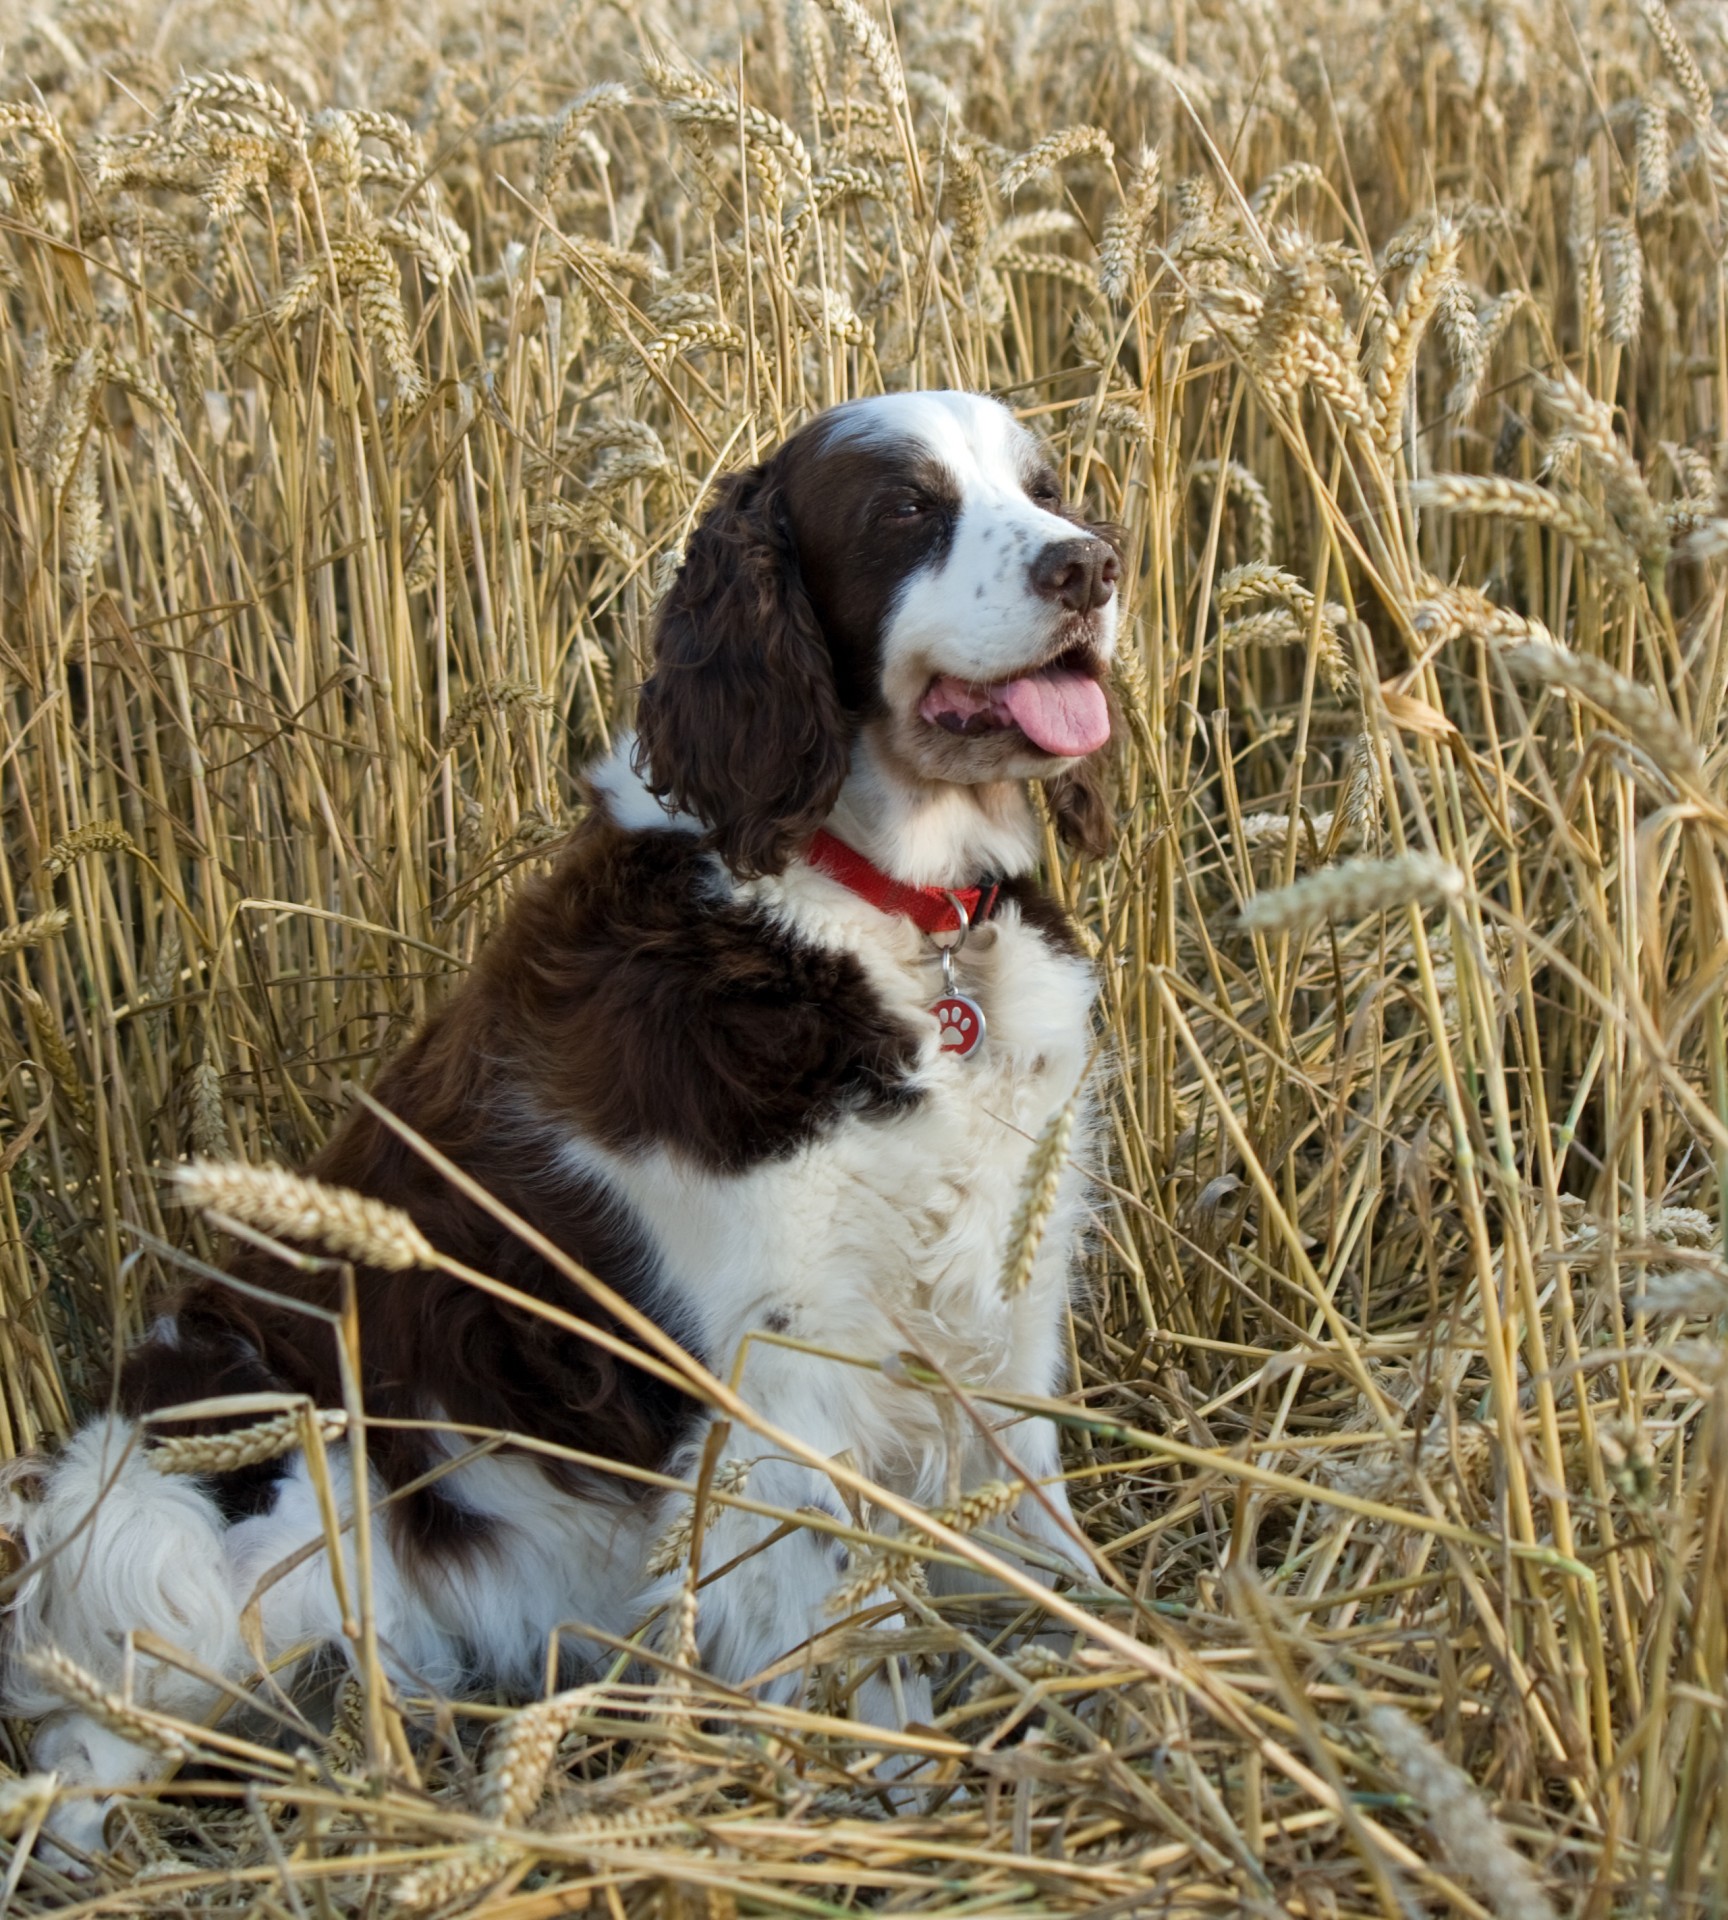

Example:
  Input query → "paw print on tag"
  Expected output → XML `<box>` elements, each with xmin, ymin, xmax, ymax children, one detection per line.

<box><xmin>930</xmin><ymin>994</ymin><xmax>986</xmax><ymax>1058</ymax></box>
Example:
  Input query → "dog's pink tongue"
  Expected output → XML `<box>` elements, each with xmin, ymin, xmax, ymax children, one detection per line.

<box><xmin>998</xmin><ymin>670</ymin><xmax>1110</xmax><ymax>756</ymax></box>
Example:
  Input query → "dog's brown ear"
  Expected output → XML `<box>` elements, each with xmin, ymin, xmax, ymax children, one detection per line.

<box><xmin>1044</xmin><ymin>755</ymin><xmax>1113</xmax><ymax>856</ymax></box>
<box><xmin>635</xmin><ymin>460</ymin><xmax>849</xmax><ymax>879</ymax></box>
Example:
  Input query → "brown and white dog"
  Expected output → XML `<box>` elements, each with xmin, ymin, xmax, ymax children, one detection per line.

<box><xmin>2</xmin><ymin>390</ymin><xmax>1119</xmax><ymax>1858</ymax></box>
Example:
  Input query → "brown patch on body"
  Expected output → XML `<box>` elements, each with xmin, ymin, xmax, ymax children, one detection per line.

<box><xmin>123</xmin><ymin>813</ymin><xmax>925</xmax><ymax>1554</ymax></box>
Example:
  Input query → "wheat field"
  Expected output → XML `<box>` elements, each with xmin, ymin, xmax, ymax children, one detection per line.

<box><xmin>1</xmin><ymin>0</ymin><xmax>1726</xmax><ymax>1908</ymax></box>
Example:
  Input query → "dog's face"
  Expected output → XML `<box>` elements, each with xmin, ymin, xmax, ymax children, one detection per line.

<box><xmin>775</xmin><ymin>393</ymin><xmax>1120</xmax><ymax>784</ymax></box>
<box><xmin>638</xmin><ymin>391</ymin><xmax>1121</xmax><ymax>876</ymax></box>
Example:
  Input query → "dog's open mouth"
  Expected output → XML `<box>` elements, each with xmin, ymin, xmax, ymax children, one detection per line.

<box><xmin>918</xmin><ymin>648</ymin><xmax>1109</xmax><ymax>757</ymax></box>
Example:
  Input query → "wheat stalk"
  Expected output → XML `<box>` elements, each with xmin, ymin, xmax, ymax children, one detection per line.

<box><xmin>440</xmin><ymin>678</ymin><xmax>557</xmax><ymax>752</ymax></box>
<box><xmin>1412</xmin><ymin>475</ymin><xmax>1636</xmax><ymax>581</ymax></box>
<box><xmin>830</xmin><ymin>1478</ymin><xmax>1026</xmax><ymax>1612</ymax></box>
<box><xmin>20</xmin><ymin>1648</ymin><xmax>192</xmax><ymax>1760</ymax></box>
<box><xmin>812</xmin><ymin>0</ymin><xmax>908</xmax><ymax>113</ymax></box>
<box><xmin>1366</xmin><ymin>217</ymin><xmax>1460</xmax><ymax>446</ymax></box>
<box><xmin>40</xmin><ymin>820</ymin><xmax>138</xmax><ymax>877</ymax></box>
<box><xmin>1499</xmin><ymin>641</ymin><xmax>1701</xmax><ymax>783</ymax></box>
<box><xmin>147</xmin><ymin>1408</ymin><xmax>347</xmax><ymax>1475</ymax></box>
<box><xmin>392</xmin><ymin>1843</ymin><xmax>518</xmax><ymax>1912</ymax></box>
<box><xmin>1099</xmin><ymin>144</ymin><xmax>1160</xmax><ymax>301</ymax></box>
<box><xmin>645</xmin><ymin>1457</ymin><xmax>753</xmax><ymax>1577</ymax></box>
<box><xmin>998</xmin><ymin>126</ymin><xmax>1114</xmax><ymax>197</ymax></box>
<box><xmin>1634</xmin><ymin>99</ymin><xmax>1671</xmax><ymax>212</ymax></box>
<box><xmin>1001</xmin><ymin>1090</ymin><xmax>1080</xmax><ymax>1300</ymax></box>
<box><xmin>478</xmin><ymin>1688</ymin><xmax>597</xmax><ymax>1821</ymax></box>
<box><xmin>0</xmin><ymin>1774</ymin><xmax>59</xmax><ymax>1838</ymax></box>
<box><xmin>21</xmin><ymin>989</ymin><xmax>91</xmax><ymax>1123</ymax></box>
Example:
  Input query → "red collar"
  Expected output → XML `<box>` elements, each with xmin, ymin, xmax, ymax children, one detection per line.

<box><xmin>806</xmin><ymin>829</ymin><xmax>1001</xmax><ymax>936</ymax></box>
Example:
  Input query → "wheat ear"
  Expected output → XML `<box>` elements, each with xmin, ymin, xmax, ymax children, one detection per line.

<box><xmin>1001</xmin><ymin>1090</ymin><xmax>1081</xmax><ymax>1300</ymax></box>
<box><xmin>1368</xmin><ymin>1705</ymin><xmax>1558</xmax><ymax>1920</ymax></box>
<box><xmin>1240</xmin><ymin>854</ymin><xmax>1465</xmax><ymax>935</ymax></box>
<box><xmin>174</xmin><ymin>1160</ymin><xmax>437</xmax><ymax>1271</ymax></box>
<box><xmin>147</xmin><ymin>1408</ymin><xmax>347</xmax><ymax>1476</ymax></box>
<box><xmin>0</xmin><ymin>908</ymin><xmax>70</xmax><ymax>958</ymax></box>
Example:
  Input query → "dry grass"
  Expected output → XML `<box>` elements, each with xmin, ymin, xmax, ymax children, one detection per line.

<box><xmin>2</xmin><ymin>0</ymin><xmax>1727</xmax><ymax>1909</ymax></box>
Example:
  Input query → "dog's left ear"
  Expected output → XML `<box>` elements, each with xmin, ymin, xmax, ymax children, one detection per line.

<box><xmin>635</xmin><ymin>457</ymin><xmax>849</xmax><ymax>878</ymax></box>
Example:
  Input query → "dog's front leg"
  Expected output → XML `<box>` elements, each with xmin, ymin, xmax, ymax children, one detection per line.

<box><xmin>641</xmin><ymin>1420</ymin><xmax>935</xmax><ymax>1764</ymax></box>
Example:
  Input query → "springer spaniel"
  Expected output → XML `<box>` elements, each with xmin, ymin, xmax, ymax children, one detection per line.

<box><xmin>2</xmin><ymin>390</ymin><xmax>1119</xmax><ymax>1858</ymax></box>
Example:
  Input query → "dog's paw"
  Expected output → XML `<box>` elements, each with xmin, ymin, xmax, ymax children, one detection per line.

<box><xmin>34</xmin><ymin>1800</ymin><xmax>107</xmax><ymax>1880</ymax></box>
<box><xmin>26</xmin><ymin>1712</ymin><xmax>161</xmax><ymax>1875</ymax></box>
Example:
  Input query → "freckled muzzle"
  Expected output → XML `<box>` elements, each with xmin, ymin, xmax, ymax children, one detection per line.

<box><xmin>914</xmin><ymin>531</ymin><xmax>1118</xmax><ymax>757</ymax></box>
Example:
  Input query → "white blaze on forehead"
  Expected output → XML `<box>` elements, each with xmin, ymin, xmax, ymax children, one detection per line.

<box><xmin>819</xmin><ymin>390</ymin><xmax>1042</xmax><ymax>483</ymax></box>
<box><xmin>823</xmin><ymin>391</ymin><xmax>1118</xmax><ymax>688</ymax></box>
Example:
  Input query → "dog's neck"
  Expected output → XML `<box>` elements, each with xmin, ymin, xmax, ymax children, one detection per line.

<box><xmin>823</xmin><ymin>723</ymin><xmax>1040</xmax><ymax>889</ymax></box>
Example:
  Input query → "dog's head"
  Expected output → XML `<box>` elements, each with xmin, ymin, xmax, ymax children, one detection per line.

<box><xmin>635</xmin><ymin>392</ymin><xmax>1121</xmax><ymax>876</ymax></box>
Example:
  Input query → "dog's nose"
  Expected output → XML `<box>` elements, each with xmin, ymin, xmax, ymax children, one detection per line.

<box><xmin>1030</xmin><ymin>537</ymin><xmax>1119</xmax><ymax>612</ymax></box>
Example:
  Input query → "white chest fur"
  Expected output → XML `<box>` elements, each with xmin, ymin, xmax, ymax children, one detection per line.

<box><xmin>554</xmin><ymin>863</ymin><xmax>1099</xmax><ymax>1498</ymax></box>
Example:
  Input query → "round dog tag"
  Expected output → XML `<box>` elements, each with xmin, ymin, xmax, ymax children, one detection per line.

<box><xmin>931</xmin><ymin>993</ymin><xmax>986</xmax><ymax>1057</ymax></box>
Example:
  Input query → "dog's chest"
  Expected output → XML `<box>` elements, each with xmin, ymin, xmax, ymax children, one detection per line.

<box><xmin>592</xmin><ymin>901</ymin><xmax>1098</xmax><ymax>1397</ymax></box>
<box><xmin>862</xmin><ymin>909</ymin><xmax>1094</xmax><ymax>1262</ymax></box>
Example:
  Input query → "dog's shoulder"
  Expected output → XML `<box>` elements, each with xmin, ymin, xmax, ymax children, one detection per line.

<box><xmin>469</xmin><ymin>800</ymin><xmax>927</xmax><ymax>1174</ymax></box>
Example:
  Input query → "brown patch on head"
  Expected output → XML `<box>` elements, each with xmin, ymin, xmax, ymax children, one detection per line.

<box><xmin>772</xmin><ymin>422</ymin><xmax>960</xmax><ymax>706</ymax></box>
<box><xmin>637</xmin><ymin>414</ymin><xmax>977</xmax><ymax>874</ymax></box>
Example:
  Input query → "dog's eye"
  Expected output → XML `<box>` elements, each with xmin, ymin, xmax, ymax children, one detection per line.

<box><xmin>887</xmin><ymin>497</ymin><xmax>929</xmax><ymax>519</ymax></box>
<box><xmin>1030</xmin><ymin>478</ymin><xmax>1062</xmax><ymax>507</ymax></box>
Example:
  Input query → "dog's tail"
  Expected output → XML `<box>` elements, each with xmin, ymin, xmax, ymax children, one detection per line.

<box><xmin>1</xmin><ymin>1414</ymin><xmax>246</xmax><ymax>1717</ymax></box>
<box><xmin>0</xmin><ymin>1417</ymin><xmax>253</xmax><ymax>1865</ymax></box>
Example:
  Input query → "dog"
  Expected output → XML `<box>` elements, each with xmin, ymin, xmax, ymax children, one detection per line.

<box><xmin>1</xmin><ymin>389</ymin><xmax>1119</xmax><ymax>1860</ymax></box>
